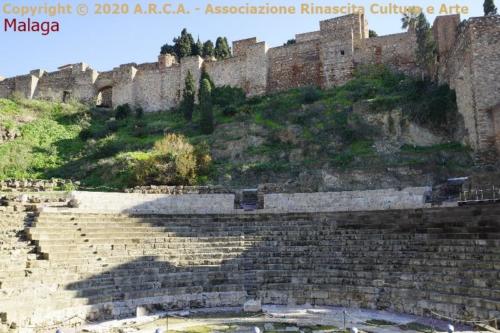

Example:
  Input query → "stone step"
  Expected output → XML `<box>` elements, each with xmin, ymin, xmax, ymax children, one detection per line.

<box><xmin>30</xmin><ymin>241</ymin><xmax>500</xmax><ymax>256</ymax></box>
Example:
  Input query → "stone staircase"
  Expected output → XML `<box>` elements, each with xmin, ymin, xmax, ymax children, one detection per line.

<box><xmin>0</xmin><ymin>209</ymin><xmax>38</xmax><ymax>332</ymax></box>
<box><xmin>0</xmin><ymin>205</ymin><xmax>499</xmax><ymax>330</ymax></box>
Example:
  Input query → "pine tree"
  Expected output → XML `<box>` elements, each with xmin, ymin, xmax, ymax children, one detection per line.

<box><xmin>202</xmin><ymin>40</ymin><xmax>215</xmax><ymax>58</ymax></box>
<box><xmin>180</xmin><ymin>71</ymin><xmax>195</xmax><ymax>121</ymax></box>
<box><xmin>199</xmin><ymin>79</ymin><xmax>214</xmax><ymax>134</ymax></box>
<box><xmin>484</xmin><ymin>0</ymin><xmax>498</xmax><ymax>15</ymax></box>
<box><xmin>160</xmin><ymin>43</ymin><xmax>175</xmax><ymax>56</ymax></box>
<box><xmin>192</xmin><ymin>38</ymin><xmax>203</xmax><ymax>56</ymax></box>
<box><xmin>173</xmin><ymin>29</ymin><xmax>194</xmax><ymax>58</ymax></box>
<box><xmin>415</xmin><ymin>13</ymin><xmax>436</xmax><ymax>78</ymax></box>
<box><xmin>214</xmin><ymin>37</ymin><xmax>231</xmax><ymax>60</ymax></box>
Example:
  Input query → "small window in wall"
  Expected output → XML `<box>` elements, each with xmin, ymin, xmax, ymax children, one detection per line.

<box><xmin>340</xmin><ymin>50</ymin><xmax>345</xmax><ymax>56</ymax></box>
<box><xmin>62</xmin><ymin>91</ymin><xmax>71</xmax><ymax>103</ymax></box>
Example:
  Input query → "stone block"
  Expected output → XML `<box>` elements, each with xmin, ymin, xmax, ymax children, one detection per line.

<box><xmin>243</xmin><ymin>299</ymin><xmax>262</xmax><ymax>312</ymax></box>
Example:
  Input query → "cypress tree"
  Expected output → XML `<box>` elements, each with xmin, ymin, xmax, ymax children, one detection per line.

<box><xmin>214</xmin><ymin>37</ymin><xmax>231</xmax><ymax>60</ymax></box>
<box><xmin>200</xmin><ymin>67</ymin><xmax>215</xmax><ymax>90</ymax></box>
<box><xmin>415</xmin><ymin>13</ymin><xmax>436</xmax><ymax>78</ymax></box>
<box><xmin>484</xmin><ymin>0</ymin><xmax>498</xmax><ymax>15</ymax></box>
<box><xmin>192</xmin><ymin>38</ymin><xmax>203</xmax><ymax>56</ymax></box>
<box><xmin>199</xmin><ymin>79</ymin><xmax>214</xmax><ymax>134</ymax></box>
<box><xmin>181</xmin><ymin>71</ymin><xmax>195</xmax><ymax>121</ymax></box>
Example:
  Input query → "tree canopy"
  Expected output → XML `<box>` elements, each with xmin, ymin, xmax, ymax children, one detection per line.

<box><xmin>160</xmin><ymin>30</ymin><xmax>231</xmax><ymax>60</ymax></box>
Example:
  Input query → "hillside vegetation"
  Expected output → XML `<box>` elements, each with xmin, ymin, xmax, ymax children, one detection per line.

<box><xmin>0</xmin><ymin>66</ymin><xmax>473</xmax><ymax>191</ymax></box>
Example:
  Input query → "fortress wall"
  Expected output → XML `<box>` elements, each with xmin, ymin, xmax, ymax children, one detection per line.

<box><xmin>205</xmin><ymin>56</ymin><xmax>247</xmax><ymax>89</ymax></box>
<box><xmin>320</xmin><ymin>38</ymin><xmax>354</xmax><ymax>87</ymax></box>
<box><xmin>267</xmin><ymin>40</ymin><xmax>322</xmax><ymax>92</ymax></box>
<box><xmin>207</xmin><ymin>40</ymin><xmax>267</xmax><ymax>96</ymax></box>
<box><xmin>112</xmin><ymin>64</ymin><xmax>138</xmax><ymax>109</ymax></box>
<box><xmin>180</xmin><ymin>56</ymin><xmax>203</xmax><ymax>98</ymax></box>
<box><xmin>244</xmin><ymin>42</ymin><xmax>268</xmax><ymax>96</ymax></box>
<box><xmin>67</xmin><ymin>191</ymin><xmax>236</xmax><ymax>214</ymax></box>
<box><xmin>0</xmin><ymin>78</ymin><xmax>15</xmax><ymax>98</ymax></box>
<box><xmin>132</xmin><ymin>65</ymin><xmax>181</xmax><ymax>111</ymax></box>
<box><xmin>433</xmin><ymin>15</ymin><xmax>461</xmax><ymax>59</ymax></box>
<box><xmin>72</xmin><ymin>69</ymin><xmax>98</xmax><ymax>103</ymax></box>
<box><xmin>14</xmin><ymin>74</ymin><xmax>38</xmax><ymax>99</ymax></box>
<box><xmin>34</xmin><ymin>68</ymin><xmax>74</xmax><ymax>101</ymax></box>
<box><xmin>263</xmin><ymin>187</ymin><xmax>430</xmax><ymax>212</ymax></box>
<box><xmin>233</xmin><ymin>37</ymin><xmax>258</xmax><ymax>56</ymax></box>
<box><xmin>468</xmin><ymin>16</ymin><xmax>500</xmax><ymax>155</ymax></box>
<box><xmin>439</xmin><ymin>24</ymin><xmax>476</xmax><ymax>149</ymax></box>
<box><xmin>355</xmin><ymin>32</ymin><xmax>418</xmax><ymax>76</ymax></box>
<box><xmin>295</xmin><ymin>31</ymin><xmax>321</xmax><ymax>43</ymax></box>
<box><xmin>320</xmin><ymin>13</ymin><xmax>366</xmax><ymax>40</ymax></box>
<box><xmin>440</xmin><ymin>16</ymin><xmax>500</xmax><ymax>154</ymax></box>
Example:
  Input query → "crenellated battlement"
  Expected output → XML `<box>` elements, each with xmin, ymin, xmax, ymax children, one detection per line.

<box><xmin>0</xmin><ymin>14</ymin><xmax>498</xmax><ymax>157</ymax></box>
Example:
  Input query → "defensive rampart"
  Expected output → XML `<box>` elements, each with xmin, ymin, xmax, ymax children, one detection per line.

<box><xmin>0</xmin><ymin>14</ymin><xmax>499</xmax><ymax>157</ymax></box>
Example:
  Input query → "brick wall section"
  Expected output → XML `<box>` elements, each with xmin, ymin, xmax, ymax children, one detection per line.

<box><xmin>355</xmin><ymin>32</ymin><xmax>418</xmax><ymax>76</ymax></box>
<box><xmin>267</xmin><ymin>41</ymin><xmax>323</xmax><ymax>92</ymax></box>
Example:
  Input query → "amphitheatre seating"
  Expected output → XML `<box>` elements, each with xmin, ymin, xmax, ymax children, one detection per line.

<box><xmin>0</xmin><ymin>205</ymin><xmax>500</xmax><ymax>329</ymax></box>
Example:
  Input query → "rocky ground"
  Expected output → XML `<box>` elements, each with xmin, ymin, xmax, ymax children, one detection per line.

<box><xmin>74</xmin><ymin>306</ymin><xmax>479</xmax><ymax>333</ymax></box>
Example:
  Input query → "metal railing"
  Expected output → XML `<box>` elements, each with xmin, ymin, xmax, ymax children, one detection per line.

<box><xmin>459</xmin><ymin>186</ymin><xmax>500</xmax><ymax>204</ymax></box>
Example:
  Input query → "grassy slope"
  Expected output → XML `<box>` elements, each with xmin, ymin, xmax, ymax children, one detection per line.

<box><xmin>0</xmin><ymin>67</ymin><xmax>473</xmax><ymax>190</ymax></box>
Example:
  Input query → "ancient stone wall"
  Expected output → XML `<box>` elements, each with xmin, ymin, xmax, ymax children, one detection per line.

<box><xmin>267</xmin><ymin>41</ymin><xmax>322</xmax><ymax>92</ymax></box>
<box><xmin>263</xmin><ymin>187</ymin><xmax>430</xmax><ymax>212</ymax></box>
<box><xmin>439</xmin><ymin>15</ymin><xmax>500</xmax><ymax>159</ymax></box>
<box><xmin>0</xmin><ymin>14</ymin><xmax>498</xmax><ymax>156</ymax></box>
<box><xmin>433</xmin><ymin>14</ymin><xmax>461</xmax><ymax>59</ymax></box>
<box><xmin>355</xmin><ymin>32</ymin><xmax>418</xmax><ymax>76</ymax></box>
<box><xmin>66</xmin><ymin>191</ymin><xmax>236</xmax><ymax>214</ymax></box>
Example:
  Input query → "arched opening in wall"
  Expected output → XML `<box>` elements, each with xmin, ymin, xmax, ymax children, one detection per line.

<box><xmin>96</xmin><ymin>86</ymin><xmax>113</xmax><ymax>108</ymax></box>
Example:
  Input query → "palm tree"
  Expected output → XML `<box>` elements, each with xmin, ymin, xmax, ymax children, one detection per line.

<box><xmin>401</xmin><ymin>12</ymin><xmax>418</xmax><ymax>31</ymax></box>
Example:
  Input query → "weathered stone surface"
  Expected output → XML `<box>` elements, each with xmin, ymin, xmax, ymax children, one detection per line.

<box><xmin>244</xmin><ymin>299</ymin><xmax>262</xmax><ymax>312</ymax></box>
<box><xmin>1</xmin><ymin>203</ymin><xmax>500</xmax><ymax>330</ymax></box>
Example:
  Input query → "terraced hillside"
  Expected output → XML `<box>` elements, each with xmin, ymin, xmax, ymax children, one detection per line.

<box><xmin>0</xmin><ymin>66</ymin><xmax>475</xmax><ymax>191</ymax></box>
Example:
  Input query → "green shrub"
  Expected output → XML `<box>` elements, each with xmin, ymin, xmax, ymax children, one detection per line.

<box><xmin>403</xmin><ymin>81</ymin><xmax>457</xmax><ymax>132</ymax></box>
<box><xmin>132</xmin><ymin>133</ymin><xmax>211</xmax><ymax>186</ymax></box>
<box><xmin>115</xmin><ymin>104</ymin><xmax>132</xmax><ymax>120</ymax></box>
<box><xmin>135</xmin><ymin>107</ymin><xmax>144</xmax><ymax>119</ymax></box>
<box><xmin>301</xmin><ymin>86</ymin><xmax>322</xmax><ymax>104</ymax></box>
<box><xmin>222</xmin><ymin>105</ymin><xmax>238</xmax><ymax>116</ymax></box>
<box><xmin>212</xmin><ymin>86</ymin><xmax>246</xmax><ymax>109</ymax></box>
<box><xmin>79</xmin><ymin>128</ymin><xmax>92</xmax><ymax>140</ymax></box>
<box><xmin>106</xmin><ymin>120</ymin><xmax>119</xmax><ymax>132</ymax></box>
<box><xmin>132</xmin><ymin>121</ymin><xmax>148</xmax><ymax>138</ymax></box>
